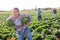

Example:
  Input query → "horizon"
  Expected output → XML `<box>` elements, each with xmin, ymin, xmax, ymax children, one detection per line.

<box><xmin>0</xmin><ymin>0</ymin><xmax>60</xmax><ymax>11</ymax></box>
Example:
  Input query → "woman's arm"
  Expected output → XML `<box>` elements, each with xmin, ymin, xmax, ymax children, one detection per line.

<box><xmin>22</xmin><ymin>14</ymin><xmax>32</xmax><ymax>25</ymax></box>
<box><xmin>6</xmin><ymin>16</ymin><xmax>12</xmax><ymax>21</ymax></box>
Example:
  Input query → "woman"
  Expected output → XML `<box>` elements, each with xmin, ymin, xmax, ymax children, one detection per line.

<box><xmin>6</xmin><ymin>8</ymin><xmax>32</xmax><ymax>40</ymax></box>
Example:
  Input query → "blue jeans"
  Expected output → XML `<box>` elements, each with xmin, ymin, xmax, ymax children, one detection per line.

<box><xmin>17</xmin><ymin>27</ymin><xmax>32</xmax><ymax>40</ymax></box>
<box><xmin>38</xmin><ymin>16</ymin><xmax>42</xmax><ymax>21</ymax></box>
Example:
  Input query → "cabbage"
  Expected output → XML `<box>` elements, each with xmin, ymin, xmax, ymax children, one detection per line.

<box><xmin>5</xmin><ymin>20</ymin><xmax>15</xmax><ymax>26</ymax></box>
<box><xmin>22</xmin><ymin>17</ymin><xmax>30</xmax><ymax>25</ymax></box>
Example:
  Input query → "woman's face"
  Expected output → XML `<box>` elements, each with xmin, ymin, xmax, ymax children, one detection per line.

<box><xmin>12</xmin><ymin>9</ymin><xmax>19</xmax><ymax>17</ymax></box>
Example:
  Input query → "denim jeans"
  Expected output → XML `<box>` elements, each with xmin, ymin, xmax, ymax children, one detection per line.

<box><xmin>53</xmin><ymin>13</ymin><xmax>56</xmax><ymax>18</ymax></box>
<box><xmin>17</xmin><ymin>27</ymin><xmax>32</xmax><ymax>40</ymax></box>
<box><xmin>38</xmin><ymin>16</ymin><xmax>42</xmax><ymax>21</ymax></box>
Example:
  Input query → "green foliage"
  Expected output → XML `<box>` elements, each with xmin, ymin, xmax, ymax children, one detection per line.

<box><xmin>33</xmin><ymin>34</ymin><xmax>42</xmax><ymax>40</ymax></box>
<box><xmin>22</xmin><ymin>17</ymin><xmax>30</xmax><ymax>25</ymax></box>
<box><xmin>45</xmin><ymin>35</ymin><xmax>55</xmax><ymax>40</ymax></box>
<box><xmin>0</xmin><ymin>10</ymin><xmax>60</xmax><ymax>40</ymax></box>
<box><xmin>55</xmin><ymin>31</ymin><xmax>60</xmax><ymax>38</ymax></box>
<box><xmin>4</xmin><ymin>20</ymin><xmax>15</xmax><ymax>26</ymax></box>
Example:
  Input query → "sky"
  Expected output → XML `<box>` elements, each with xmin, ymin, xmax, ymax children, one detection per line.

<box><xmin>0</xmin><ymin>0</ymin><xmax>60</xmax><ymax>11</ymax></box>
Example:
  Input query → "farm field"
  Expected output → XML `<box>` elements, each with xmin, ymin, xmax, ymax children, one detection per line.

<box><xmin>0</xmin><ymin>10</ymin><xmax>60</xmax><ymax>40</ymax></box>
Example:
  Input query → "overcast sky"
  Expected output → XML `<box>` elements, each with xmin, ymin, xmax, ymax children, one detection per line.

<box><xmin>0</xmin><ymin>0</ymin><xmax>60</xmax><ymax>10</ymax></box>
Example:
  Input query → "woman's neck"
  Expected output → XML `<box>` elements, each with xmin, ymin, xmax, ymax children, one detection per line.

<box><xmin>13</xmin><ymin>15</ymin><xmax>19</xmax><ymax>19</ymax></box>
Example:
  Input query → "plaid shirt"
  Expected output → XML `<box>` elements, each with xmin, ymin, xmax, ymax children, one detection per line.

<box><xmin>6</xmin><ymin>14</ymin><xmax>32</xmax><ymax>32</ymax></box>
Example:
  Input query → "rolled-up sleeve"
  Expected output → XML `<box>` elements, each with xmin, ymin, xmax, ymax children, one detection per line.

<box><xmin>6</xmin><ymin>16</ymin><xmax>12</xmax><ymax>21</ymax></box>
